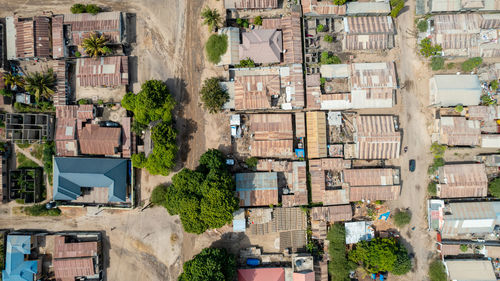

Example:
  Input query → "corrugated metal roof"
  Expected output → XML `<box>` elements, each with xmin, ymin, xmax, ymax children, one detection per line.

<box><xmin>52</xmin><ymin>15</ymin><xmax>64</xmax><ymax>58</ymax></box>
<box><xmin>345</xmin><ymin>16</ymin><xmax>394</xmax><ymax>34</ymax></box>
<box><xmin>343</xmin><ymin>168</ymin><xmax>395</xmax><ymax>186</ymax></box>
<box><xmin>63</xmin><ymin>12</ymin><xmax>123</xmax><ymax>46</ymax></box>
<box><xmin>429</xmin><ymin>75</ymin><xmax>481</xmax><ymax>107</ymax></box>
<box><xmin>445</xmin><ymin>260</ymin><xmax>496</xmax><ymax>281</ymax></box>
<box><xmin>250</xmin><ymin>114</ymin><xmax>293</xmax><ymax>140</ymax></box>
<box><xmin>306</xmin><ymin>111</ymin><xmax>327</xmax><ymax>159</ymax></box>
<box><xmin>235</xmin><ymin>172</ymin><xmax>278</xmax><ymax>206</ymax></box>
<box><xmin>53</xmin><ymin>258</ymin><xmax>95</xmax><ymax>280</ymax></box>
<box><xmin>439</xmin><ymin>117</ymin><xmax>481</xmax><ymax>146</ymax></box>
<box><xmin>76</xmin><ymin>56</ymin><xmax>129</xmax><ymax>87</ymax></box>
<box><xmin>311</xmin><ymin>205</ymin><xmax>352</xmax><ymax>222</ymax></box>
<box><xmin>79</xmin><ymin>124</ymin><xmax>121</xmax><ymax>156</ymax></box>
<box><xmin>282</xmin><ymin>14</ymin><xmax>302</xmax><ymax>64</ymax></box>
<box><xmin>53</xmin><ymin>60</ymin><xmax>67</xmax><ymax>106</ymax></box>
<box><xmin>302</xmin><ymin>0</ymin><xmax>346</xmax><ymax>15</ymax></box>
<box><xmin>54</xmin><ymin>236</ymin><xmax>98</xmax><ymax>259</ymax></box>
<box><xmin>225</xmin><ymin>0</ymin><xmax>278</xmax><ymax>9</ymax></box>
<box><xmin>295</xmin><ymin>112</ymin><xmax>306</xmax><ymax>138</ymax></box>
<box><xmin>234</xmin><ymin>72</ymin><xmax>280</xmax><ymax>110</ymax></box>
<box><xmin>355</xmin><ymin>115</ymin><xmax>401</xmax><ymax>159</ymax></box>
<box><xmin>217</xmin><ymin>27</ymin><xmax>240</xmax><ymax>66</ymax></box>
<box><xmin>441</xmin><ymin>201</ymin><xmax>500</xmax><ymax>236</ymax></box>
<box><xmin>481</xmin><ymin>134</ymin><xmax>500</xmax><ymax>148</ymax></box>
<box><xmin>438</xmin><ymin>164</ymin><xmax>488</xmax><ymax>198</ymax></box>
<box><xmin>346</xmin><ymin>2</ymin><xmax>391</xmax><ymax>15</ymax></box>
<box><xmin>351</xmin><ymin>62</ymin><xmax>397</xmax><ymax>89</ymax></box>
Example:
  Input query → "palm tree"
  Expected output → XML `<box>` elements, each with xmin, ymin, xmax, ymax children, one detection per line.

<box><xmin>201</xmin><ymin>7</ymin><xmax>222</xmax><ymax>31</ymax></box>
<box><xmin>24</xmin><ymin>69</ymin><xmax>56</xmax><ymax>102</ymax></box>
<box><xmin>3</xmin><ymin>73</ymin><xmax>24</xmax><ymax>90</ymax></box>
<box><xmin>81</xmin><ymin>32</ymin><xmax>112</xmax><ymax>58</ymax></box>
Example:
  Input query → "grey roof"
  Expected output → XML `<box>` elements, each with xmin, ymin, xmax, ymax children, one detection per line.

<box><xmin>429</xmin><ymin>75</ymin><xmax>481</xmax><ymax>107</ymax></box>
<box><xmin>53</xmin><ymin>157</ymin><xmax>128</xmax><ymax>202</ymax></box>
<box><xmin>445</xmin><ymin>260</ymin><xmax>496</xmax><ymax>281</ymax></box>
<box><xmin>346</xmin><ymin>2</ymin><xmax>390</xmax><ymax>15</ymax></box>
<box><xmin>441</xmin><ymin>201</ymin><xmax>500</xmax><ymax>236</ymax></box>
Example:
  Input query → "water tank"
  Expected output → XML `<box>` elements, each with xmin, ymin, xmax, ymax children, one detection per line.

<box><xmin>246</xmin><ymin>258</ymin><xmax>260</xmax><ymax>266</ymax></box>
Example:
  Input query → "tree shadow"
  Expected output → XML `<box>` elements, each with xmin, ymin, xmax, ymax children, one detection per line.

<box><xmin>209</xmin><ymin>232</ymin><xmax>252</xmax><ymax>259</ymax></box>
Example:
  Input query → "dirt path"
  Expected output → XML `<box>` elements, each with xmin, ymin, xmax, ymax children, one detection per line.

<box><xmin>15</xmin><ymin>146</ymin><xmax>43</xmax><ymax>166</ymax></box>
<box><xmin>388</xmin><ymin>1</ymin><xmax>436</xmax><ymax>280</ymax></box>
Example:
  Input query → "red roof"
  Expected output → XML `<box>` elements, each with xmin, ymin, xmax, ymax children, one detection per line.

<box><xmin>78</xmin><ymin>124</ymin><xmax>121</xmax><ymax>156</ymax></box>
<box><xmin>54</xmin><ymin>236</ymin><xmax>98</xmax><ymax>259</ymax></box>
<box><xmin>238</xmin><ymin>268</ymin><xmax>285</xmax><ymax>281</ymax></box>
<box><xmin>76</xmin><ymin>56</ymin><xmax>128</xmax><ymax>87</ymax></box>
<box><xmin>53</xmin><ymin>258</ymin><xmax>95</xmax><ymax>280</ymax></box>
<box><xmin>293</xmin><ymin>272</ymin><xmax>315</xmax><ymax>281</ymax></box>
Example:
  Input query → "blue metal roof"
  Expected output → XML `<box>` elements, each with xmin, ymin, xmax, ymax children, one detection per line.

<box><xmin>53</xmin><ymin>157</ymin><xmax>128</xmax><ymax>202</ymax></box>
<box><xmin>235</xmin><ymin>172</ymin><xmax>278</xmax><ymax>191</ymax></box>
<box><xmin>2</xmin><ymin>235</ymin><xmax>38</xmax><ymax>281</ymax></box>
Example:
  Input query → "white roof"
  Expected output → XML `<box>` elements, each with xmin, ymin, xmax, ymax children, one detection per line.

<box><xmin>481</xmin><ymin>134</ymin><xmax>500</xmax><ymax>148</ymax></box>
<box><xmin>346</xmin><ymin>2</ymin><xmax>391</xmax><ymax>15</ymax></box>
<box><xmin>445</xmin><ymin>260</ymin><xmax>496</xmax><ymax>281</ymax></box>
<box><xmin>429</xmin><ymin>75</ymin><xmax>481</xmax><ymax>107</ymax></box>
<box><xmin>345</xmin><ymin>221</ymin><xmax>374</xmax><ymax>244</ymax></box>
<box><xmin>320</xmin><ymin>64</ymin><xmax>350</xmax><ymax>78</ymax></box>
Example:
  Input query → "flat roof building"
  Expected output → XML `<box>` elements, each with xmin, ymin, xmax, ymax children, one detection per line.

<box><xmin>445</xmin><ymin>260</ymin><xmax>496</xmax><ymax>281</ymax></box>
<box><xmin>235</xmin><ymin>172</ymin><xmax>279</xmax><ymax>207</ymax></box>
<box><xmin>439</xmin><ymin>201</ymin><xmax>500</xmax><ymax>237</ymax></box>
<box><xmin>429</xmin><ymin>75</ymin><xmax>482</xmax><ymax>107</ymax></box>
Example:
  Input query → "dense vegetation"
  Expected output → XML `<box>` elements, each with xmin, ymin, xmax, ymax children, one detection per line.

<box><xmin>236</xmin><ymin>58</ymin><xmax>256</xmax><ymax>68</ymax></box>
<box><xmin>390</xmin><ymin>0</ymin><xmax>405</xmax><ymax>18</ymax></box>
<box><xmin>419</xmin><ymin>38</ymin><xmax>442</xmax><ymax>57</ymax></box>
<box><xmin>431</xmin><ymin>57</ymin><xmax>444</xmax><ymax>71</ymax></box>
<box><xmin>348</xmin><ymin>237</ymin><xmax>412</xmax><ymax>275</ymax></box>
<box><xmin>152</xmin><ymin>149</ymin><xmax>239</xmax><ymax>234</ymax></box>
<box><xmin>417</xmin><ymin>20</ymin><xmax>428</xmax><ymax>32</ymax></box>
<box><xmin>200</xmin><ymin>78</ymin><xmax>229</xmax><ymax>113</ymax></box>
<box><xmin>71</xmin><ymin>4</ymin><xmax>102</xmax><ymax>15</ymax></box>
<box><xmin>81</xmin><ymin>32</ymin><xmax>112</xmax><ymax>58</ymax></box>
<box><xmin>393</xmin><ymin>209</ymin><xmax>412</xmax><ymax>227</ymax></box>
<box><xmin>489</xmin><ymin>178</ymin><xmax>500</xmax><ymax>198</ymax></box>
<box><xmin>320</xmin><ymin>52</ymin><xmax>341</xmax><ymax>64</ymax></box>
<box><xmin>428</xmin><ymin>142</ymin><xmax>446</xmax><ymax>174</ymax></box>
<box><xmin>23</xmin><ymin>204</ymin><xmax>61</xmax><ymax>216</ymax></box>
<box><xmin>123</xmin><ymin>80</ymin><xmax>177</xmax><ymax>176</ymax></box>
<box><xmin>178</xmin><ymin>248</ymin><xmax>236</xmax><ymax>281</ymax></box>
<box><xmin>429</xmin><ymin>260</ymin><xmax>447</xmax><ymax>281</ymax></box>
<box><xmin>205</xmin><ymin>34</ymin><xmax>228</xmax><ymax>64</ymax></box>
<box><xmin>253</xmin><ymin>16</ymin><xmax>263</xmax><ymax>26</ymax></box>
<box><xmin>201</xmin><ymin>7</ymin><xmax>222</xmax><ymax>31</ymax></box>
<box><xmin>327</xmin><ymin>223</ymin><xmax>354</xmax><ymax>281</ymax></box>
<box><xmin>461</xmin><ymin>57</ymin><xmax>483</xmax><ymax>72</ymax></box>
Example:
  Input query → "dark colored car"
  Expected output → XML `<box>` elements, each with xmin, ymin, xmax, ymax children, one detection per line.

<box><xmin>409</xmin><ymin>159</ymin><xmax>416</xmax><ymax>172</ymax></box>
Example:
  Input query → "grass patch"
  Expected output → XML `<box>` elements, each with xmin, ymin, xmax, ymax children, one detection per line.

<box><xmin>30</xmin><ymin>144</ymin><xmax>43</xmax><ymax>160</ymax></box>
<box><xmin>17</xmin><ymin>153</ymin><xmax>40</xmax><ymax>169</ymax></box>
<box><xmin>393</xmin><ymin>209</ymin><xmax>412</xmax><ymax>227</ymax></box>
<box><xmin>429</xmin><ymin>260</ymin><xmax>447</xmax><ymax>281</ymax></box>
<box><xmin>205</xmin><ymin>34</ymin><xmax>228</xmax><ymax>64</ymax></box>
<box><xmin>22</xmin><ymin>204</ymin><xmax>61</xmax><ymax>216</ymax></box>
<box><xmin>16</xmin><ymin>142</ymin><xmax>31</xmax><ymax>149</ymax></box>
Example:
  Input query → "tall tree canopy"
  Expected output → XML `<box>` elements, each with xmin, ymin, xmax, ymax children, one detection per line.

<box><xmin>178</xmin><ymin>248</ymin><xmax>236</xmax><ymax>281</ymax></box>
<box><xmin>152</xmin><ymin>149</ymin><xmax>239</xmax><ymax>234</ymax></box>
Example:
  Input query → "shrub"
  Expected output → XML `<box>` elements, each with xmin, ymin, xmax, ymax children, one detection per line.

<box><xmin>98</xmin><ymin>100</ymin><xmax>104</xmax><ymax>105</ymax></box>
<box><xmin>460</xmin><ymin>244</ymin><xmax>468</xmax><ymax>252</ymax></box>
<box><xmin>392</xmin><ymin>248</ymin><xmax>412</xmax><ymax>275</ymax></box>
<box><xmin>236</xmin><ymin>18</ymin><xmax>249</xmax><ymax>28</ymax></box>
<box><xmin>428</xmin><ymin>181</ymin><xmax>437</xmax><ymax>196</ymax></box>
<box><xmin>178</xmin><ymin>248</ymin><xmax>236</xmax><ymax>281</ymax></box>
<box><xmin>430</xmin><ymin>142</ymin><xmax>447</xmax><ymax>157</ymax></box>
<box><xmin>42</xmin><ymin>141</ymin><xmax>55</xmax><ymax>185</ymax></box>
<box><xmin>417</xmin><ymin>20</ymin><xmax>428</xmax><ymax>32</ymax></box>
<box><xmin>324</xmin><ymin>34</ymin><xmax>333</xmax><ymax>43</ymax></box>
<box><xmin>349</xmin><ymin>237</ymin><xmax>411</xmax><ymax>274</ymax></box>
<box><xmin>205</xmin><ymin>34</ymin><xmax>228</xmax><ymax>64</ymax></box>
<box><xmin>491</xmin><ymin>80</ymin><xmax>499</xmax><ymax>91</ymax></box>
<box><xmin>393</xmin><ymin>209</ymin><xmax>412</xmax><ymax>227</ymax></box>
<box><xmin>489</xmin><ymin>178</ymin><xmax>500</xmax><ymax>198</ymax></box>
<box><xmin>74</xmin><ymin>51</ymin><xmax>81</xmax><ymax>58</ymax></box>
<box><xmin>481</xmin><ymin>94</ymin><xmax>496</xmax><ymax>105</ymax></box>
<box><xmin>245</xmin><ymin>157</ymin><xmax>258</xmax><ymax>168</ymax></box>
<box><xmin>429</xmin><ymin>260</ymin><xmax>447</xmax><ymax>281</ymax></box>
<box><xmin>85</xmin><ymin>4</ymin><xmax>101</xmax><ymax>15</ymax></box>
<box><xmin>390</xmin><ymin>0</ymin><xmax>405</xmax><ymax>18</ymax></box>
<box><xmin>320</xmin><ymin>52</ymin><xmax>341</xmax><ymax>64</ymax></box>
<box><xmin>333</xmin><ymin>0</ymin><xmax>347</xmax><ymax>4</ymax></box>
<box><xmin>428</xmin><ymin>157</ymin><xmax>445</xmax><ymax>174</ymax></box>
<box><xmin>23</xmin><ymin>204</ymin><xmax>61</xmax><ymax>216</ymax></box>
<box><xmin>151</xmin><ymin>184</ymin><xmax>168</xmax><ymax>207</ymax></box>
<box><xmin>461</xmin><ymin>57</ymin><xmax>483</xmax><ymax>72</ymax></box>
<box><xmin>0</xmin><ymin>89</ymin><xmax>12</xmax><ymax>97</ymax></box>
<box><xmin>70</xmin><ymin>3</ymin><xmax>86</xmax><ymax>14</ymax></box>
<box><xmin>200</xmin><ymin>77</ymin><xmax>229</xmax><ymax>114</ymax></box>
<box><xmin>236</xmin><ymin>58</ymin><xmax>256</xmax><ymax>68</ymax></box>
<box><xmin>431</xmin><ymin>57</ymin><xmax>444</xmax><ymax>71</ymax></box>
<box><xmin>316</xmin><ymin>24</ymin><xmax>324</xmax><ymax>32</ymax></box>
<box><xmin>454</xmin><ymin>104</ymin><xmax>463</xmax><ymax>112</ymax></box>
<box><xmin>253</xmin><ymin>16</ymin><xmax>263</xmax><ymax>25</ymax></box>
<box><xmin>420</xmin><ymin>38</ymin><xmax>442</xmax><ymax>57</ymax></box>
<box><xmin>320</xmin><ymin>77</ymin><xmax>326</xmax><ymax>85</ymax></box>
<box><xmin>15</xmin><ymin>199</ymin><xmax>25</xmax><ymax>204</ymax></box>
<box><xmin>327</xmin><ymin>224</ymin><xmax>353</xmax><ymax>281</ymax></box>
<box><xmin>78</xmin><ymin>99</ymin><xmax>89</xmax><ymax>105</ymax></box>
<box><xmin>131</xmin><ymin>153</ymin><xmax>147</xmax><ymax>168</ymax></box>
<box><xmin>447</xmin><ymin>62</ymin><xmax>455</xmax><ymax>69</ymax></box>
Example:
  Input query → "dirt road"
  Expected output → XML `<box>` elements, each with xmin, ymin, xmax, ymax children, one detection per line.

<box><xmin>388</xmin><ymin>1</ymin><xmax>436</xmax><ymax>279</ymax></box>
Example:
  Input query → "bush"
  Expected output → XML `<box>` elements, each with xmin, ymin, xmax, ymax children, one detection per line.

<box><xmin>131</xmin><ymin>153</ymin><xmax>147</xmax><ymax>168</ymax></box>
<box><xmin>236</xmin><ymin>18</ymin><xmax>249</xmax><ymax>28</ymax></box>
<box><xmin>205</xmin><ymin>34</ymin><xmax>228</xmax><ymax>64</ymax></box>
<box><xmin>151</xmin><ymin>184</ymin><xmax>168</xmax><ymax>207</ymax></box>
<box><xmin>74</xmin><ymin>51</ymin><xmax>81</xmax><ymax>58</ymax></box>
<box><xmin>178</xmin><ymin>248</ymin><xmax>236</xmax><ymax>281</ymax></box>
<box><xmin>489</xmin><ymin>178</ymin><xmax>500</xmax><ymax>198</ymax></box>
<box><xmin>70</xmin><ymin>3</ymin><xmax>86</xmax><ymax>14</ymax></box>
<box><xmin>420</xmin><ymin>38</ymin><xmax>442</xmax><ymax>57</ymax></box>
<box><xmin>392</xmin><ymin>248</ymin><xmax>412</xmax><ymax>275</ymax></box>
<box><xmin>324</xmin><ymin>35</ymin><xmax>333</xmax><ymax>43</ymax></box>
<box><xmin>460</xmin><ymin>244</ymin><xmax>468</xmax><ymax>252</ymax></box>
<box><xmin>454</xmin><ymin>104</ymin><xmax>463</xmax><ymax>112</ymax></box>
<box><xmin>200</xmin><ymin>77</ymin><xmax>229</xmax><ymax>114</ymax></box>
<box><xmin>431</xmin><ymin>57</ymin><xmax>444</xmax><ymax>71</ymax></box>
<box><xmin>327</xmin><ymin>224</ymin><xmax>353</xmax><ymax>281</ymax></box>
<box><xmin>23</xmin><ymin>204</ymin><xmax>61</xmax><ymax>216</ymax></box>
<box><xmin>42</xmin><ymin>141</ymin><xmax>55</xmax><ymax>185</ymax></box>
<box><xmin>316</xmin><ymin>24</ymin><xmax>324</xmax><ymax>32</ymax></box>
<box><xmin>390</xmin><ymin>0</ymin><xmax>405</xmax><ymax>18</ymax></box>
<box><xmin>236</xmin><ymin>58</ymin><xmax>256</xmax><ymax>68</ymax></box>
<box><xmin>481</xmin><ymin>94</ymin><xmax>496</xmax><ymax>105</ymax></box>
<box><xmin>446</xmin><ymin>62</ymin><xmax>455</xmax><ymax>69</ymax></box>
<box><xmin>320</xmin><ymin>77</ymin><xmax>326</xmax><ymax>85</ymax></box>
<box><xmin>161</xmin><ymin>149</ymin><xmax>239</xmax><ymax>234</ymax></box>
<box><xmin>78</xmin><ymin>99</ymin><xmax>89</xmax><ymax>105</ymax></box>
<box><xmin>429</xmin><ymin>260</ymin><xmax>447</xmax><ymax>281</ymax></box>
<box><xmin>393</xmin><ymin>210</ymin><xmax>412</xmax><ymax>227</ymax></box>
<box><xmin>349</xmin><ymin>237</ymin><xmax>411</xmax><ymax>274</ymax></box>
<box><xmin>491</xmin><ymin>80</ymin><xmax>499</xmax><ymax>91</ymax></box>
<box><xmin>320</xmin><ymin>52</ymin><xmax>341</xmax><ymax>64</ymax></box>
<box><xmin>85</xmin><ymin>4</ymin><xmax>101</xmax><ymax>15</ymax></box>
<box><xmin>15</xmin><ymin>199</ymin><xmax>25</xmax><ymax>204</ymax></box>
<box><xmin>0</xmin><ymin>89</ymin><xmax>12</xmax><ymax>97</ymax></box>
<box><xmin>253</xmin><ymin>16</ymin><xmax>263</xmax><ymax>25</ymax></box>
<box><xmin>428</xmin><ymin>157</ymin><xmax>445</xmax><ymax>174</ymax></box>
<box><xmin>417</xmin><ymin>20</ymin><xmax>428</xmax><ymax>32</ymax></box>
<box><xmin>430</xmin><ymin>142</ymin><xmax>447</xmax><ymax>157</ymax></box>
<box><xmin>461</xmin><ymin>57</ymin><xmax>483</xmax><ymax>72</ymax></box>
<box><xmin>333</xmin><ymin>0</ymin><xmax>347</xmax><ymax>4</ymax></box>
<box><xmin>245</xmin><ymin>157</ymin><xmax>258</xmax><ymax>168</ymax></box>
<box><xmin>428</xmin><ymin>181</ymin><xmax>437</xmax><ymax>196</ymax></box>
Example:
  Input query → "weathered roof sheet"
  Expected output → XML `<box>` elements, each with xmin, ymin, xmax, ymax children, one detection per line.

<box><xmin>53</xmin><ymin>60</ymin><xmax>68</xmax><ymax>107</ymax></box>
<box><xmin>79</xmin><ymin>124</ymin><xmax>121</xmax><ymax>156</ymax></box>
<box><xmin>239</xmin><ymin>29</ymin><xmax>282</xmax><ymax>64</ymax></box>
<box><xmin>311</xmin><ymin>205</ymin><xmax>352</xmax><ymax>222</ymax></box>
<box><xmin>235</xmin><ymin>172</ymin><xmax>279</xmax><ymax>206</ymax></box>
<box><xmin>439</xmin><ymin>116</ymin><xmax>481</xmax><ymax>146</ymax></box>
<box><xmin>218</xmin><ymin>27</ymin><xmax>240</xmax><ymax>66</ymax></box>
<box><xmin>441</xmin><ymin>201</ymin><xmax>500</xmax><ymax>236</ymax></box>
<box><xmin>52</xmin><ymin>15</ymin><xmax>64</xmax><ymax>58</ymax></box>
<box><xmin>15</xmin><ymin>16</ymin><xmax>51</xmax><ymax>58</ymax></box>
<box><xmin>346</xmin><ymin>2</ymin><xmax>391</xmax><ymax>15</ymax></box>
<box><xmin>76</xmin><ymin>56</ymin><xmax>129</xmax><ymax>87</ymax></box>
<box><xmin>345</xmin><ymin>16</ymin><xmax>394</xmax><ymax>34</ymax></box>
<box><xmin>481</xmin><ymin>134</ymin><xmax>500</xmax><ymax>148</ymax></box>
<box><xmin>63</xmin><ymin>11</ymin><xmax>123</xmax><ymax>46</ymax></box>
<box><xmin>429</xmin><ymin>75</ymin><xmax>481</xmax><ymax>107</ymax></box>
<box><xmin>53</xmin><ymin>258</ymin><xmax>95</xmax><ymax>281</ymax></box>
<box><xmin>54</xmin><ymin>236</ymin><xmax>98</xmax><ymax>259</ymax></box>
<box><xmin>234</xmin><ymin>71</ymin><xmax>280</xmax><ymax>110</ymax></box>
<box><xmin>238</xmin><ymin>268</ymin><xmax>285</xmax><ymax>281</ymax></box>
<box><xmin>445</xmin><ymin>260</ymin><xmax>496</xmax><ymax>281</ymax></box>
<box><xmin>351</xmin><ymin>62</ymin><xmax>397</xmax><ymax>89</ymax></box>
<box><xmin>306</xmin><ymin>111</ymin><xmax>327</xmax><ymax>159</ymax></box>
<box><xmin>343</xmin><ymin>168</ymin><xmax>395</xmax><ymax>186</ymax></box>
<box><xmin>302</xmin><ymin>0</ymin><xmax>346</xmax><ymax>15</ymax></box>
<box><xmin>225</xmin><ymin>0</ymin><xmax>278</xmax><ymax>9</ymax></box>
<box><xmin>282</xmin><ymin>14</ymin><xmax>303</xmax><ymax>64</ymax></box>
<box><xmin>309</xmin><ymin>159</ymin><xmax>350</xmax><ymax>205</ymax></box>
<box><xmin>355</xmin><ymin>115</ymin><xmax>401</xmax><ymax>159</ymax></box>
<box><xmin>438</xmin><ymin>164</ymin><xmax>488</xmax><ymax>198</ymax></box>
<box><xmin>248</xmin><ymin>114</ymin><xmax>295</xmax><ymax>158</ymax></box>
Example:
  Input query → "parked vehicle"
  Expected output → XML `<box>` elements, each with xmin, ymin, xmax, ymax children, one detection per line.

<box><xmin>99</xmin><ymin>121</ymin><xmax>120</xmax><ymax>127</ymax></box>
<box><xmin>409</xmin><ymin>159</ymin><xmax>416</xmax><ymax>172</ymax></box>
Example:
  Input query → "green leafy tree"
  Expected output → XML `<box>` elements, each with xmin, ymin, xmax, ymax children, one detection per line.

<box><xmin>24</xmin><ymin>69</ymin><xmax>56</xmax><ymax>102</ymax></box>
<box><xmin>481</xmin><ymin>95</ymin><xmax>497</xmax><ymax>105</ymax></box>
<box><xmin>430</xmin><ymin>142</ymin><xmax>447</xmax><ymax>157</ymax></box>
<box><xmin>428</xmin><ymin>181</ymin><xmax>437</xmax><ymax>196</ymax></box>
<box><xmin>491</xmin><ymin>80</ymin><xmax>499</xmax><ymax>91</ymax></box>
<box><xmin>429</xmin><ymin>260</ymin><xmax>447</xmax><ymax>281</ymax></box>
<box><xmin>431</xmin><ymin>57</ymin><xmax>445</xmax><ymax>71</ymax></box>
<box><xmin>454</xmin><ymin>105</ymin><xmax>463</xmax><ymax>112</ymax></box>
<box><xmin>253</xmin><ymin>16</ymin><xmax>263</xmax><ymax>25</ymax></box>
<box><xmin>131</xmin><ymin>153</ymin><xmax>147</xmax><ymax>168</ymax></box>
<box><xmin>237</xmin><ymin>58</ymin><xmax>256</xmax><ymax>68</ymax></box>
<box><xmin>236</xmin><ymin>18</ymin><xmax>249</xmax><ymax>28</ymax></box>
<box><xmin>461</xmin><ymin>57</ymin><xmax>483</xmax><ymax>72</ymax></box>
<box><xmin>417</xmin><ymin>20</ymin><xmax>428</xmax><ymax>32</ymax></box>
<box><xmin>3</xmin><ymin>73</ymin><xmax>24</xmax><ymax>90</ymax></box>
<box><xmin>316</xmin><ymin>24</ymin><xmax>325</xmax><ymax>32</ymax></box>
<box><xmin>489</xmin><ymin>178</ymin><xmax>500</xmax><ymax>198</ymax></box>
<box><xmin>70</xmin><ymin>3</ymin><xmax>86</xmax><ymax>13</ymax></box>
<box><xmin>324</xmin><ymin>35</ymin><xmax>333</xmax><ymax>43</ymax></box>
<box><xmin>0</xmin><ymin>89</ymin><xmax>12</xmax><ymax>97</ymax></box>
<box><xmin>349</xmin><ymin>238</ymin><xmax>399</xmax><ymax>273</ymax></box>
<box><xmin>328</xmin><ymin>224</ymin><xmax>353</xmax><ymax>281</ymax></box>
<box><xmin>81</xmin><ymin>32</ymin><xmax>111</xmax><ymax>58</ymax></box>
<box><xmin>161</xmin><ymin>149</ymin><xmax>239</xmax><ymax>234</ymax></box>
<box><xmin>201</xmin><ymin>7</ymin><xmax>222</xmax><ymax>31</ymax></box>
<box><xmin>392</xmin><ymin>248</ymin><xmax>412</xmax><ymax>275</ymax></box>
<box><xmin>333</xmin><ymin>0</ymin><xmax>347</xmax><ymax>4</ymax></box>
<box><xmin>419</xmin><ymin>38</ymin><xmax>442</xmax><ymax>57</ymax></box>
<box><xmin>460</xmin><ymin>244</ymin><xmax>468</xmax><ymax>252</ymax></box>
<box><xmin>85</xmin><ymin>4</ymin><xmax>101</xmax><ymax>15</ymax></box>
<box><xmin>320</xmin><ymin>52</ymin><xmax>341</xmax><ymax>64</ymax></box>
<box><xmin>178</xmin><ymin>248</ymin><xmax>236</xmax><ymax>281</ymax></box>
<box><xmin>245</xmin><ymin>157</ymin><xmax>258</xmax><ymax>169</ymax></box>
<box><xmin>205</xmin><ymin>34</ymin><xmax>228</xmax><ymax>64</ymax></box>
<box><xmin>393</xmin><ymin>209</ymin><xmax>412</xmax><ymax>227</ymax></box>
<box><xmin>200</xmin><ymin>77</ymin><xmax>229</xmax><ymax>113</ymax></box>
<box><xmin>390</xmin><ymin>0</ymin><xmax>405</xmax><ymax>18</ymax></box>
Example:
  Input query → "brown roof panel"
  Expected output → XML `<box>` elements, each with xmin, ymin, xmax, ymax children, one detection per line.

<box><xmin>355</xmin><ymin>115</ymin><xmax>401</xmax><ymax>159</ymax></box>
<box><xmin>349</xmin><ymin>185</ymin><xmax>400</xmax><ymax>201</ymax></box>
<box><xmin>76</xmin><ymin>56</ymin><xmax>129</xmax><ymax>87</ymax></box>
<box><xmin>15</xmin><ymin>18</ymin><xmax>34</xmax><ymax>58</ymax></box>
<box><xmin>54</xmin><ymin>236</ymin><xmax>98</xmax><ymax>259</ymax></box>
<box><xmin>346</xmin><ymin>16</ymin><xmax>395</xmax><ymax>34</ymax></box>
<box><xmin>438</xmin><ymin>164</ymin><xmax>488</xmax><ymax>198</ymax></box>
<box><xmin>311</xmin><ymin>205</ymin><xmax>352</xmax><ymax>222</ymax></box>
<box><xmin>282</xmin><ymin>14</ymin><xmax>303</xmax><ymax>64</ymax></box>
<box><xmin>226</xmin><ymin>0</ymin><xmax>278</xmax><ymax>9</ymax></box>
<box><xmin>63</xmin><ymin>12</ymin><xmax>122</xmax><ymax>45</ymax></box>
<box><xmin>52</xmin><ymin>15</ymin><xmax>64</xmax><ymax>58</ymax></box>
<box><xmin>250</xmin><ymin>114</ymin><xmax>293</xmax><ymax>140</ymax></box>
<box><xmin>234</xmin><ymin>73</ymin><xmax>280</xmax><ymax>110</ymax></box>
<box><xmin>78</xmin><ymin>124</ymin><xmax>121</xmax><ymax>156</ymax></box>
<box><xmin>53</xmin><ymin>258</ymin><xmax>95</xmax><ymax>280</ymax></box>
<box><xmin>250</xmin><ymin>140</ymin><xmax>294</xmax><ymax>158</ymax></box>
<box><xmin>343</xmin><ymin>168</ymin><xmax>395</xmax><ymax>186</ymax></box>
<box><xmin>306</xmin><ymin>111</ymin><xmax>327</xmax><ymax>159</ymax></box>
